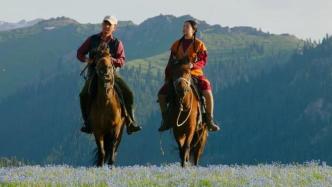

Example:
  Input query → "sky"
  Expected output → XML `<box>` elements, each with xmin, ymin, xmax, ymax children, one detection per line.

<box><xmin>0</xmin><ymin>0</ymin><xmax>331</xmax><ymax>40</ymax></box>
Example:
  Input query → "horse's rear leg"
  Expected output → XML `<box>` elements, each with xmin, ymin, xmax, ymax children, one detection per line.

<box><xmin>95</xmin><ymin>136</ymin><xmax>105</xmax><ymax>167</ymax></box>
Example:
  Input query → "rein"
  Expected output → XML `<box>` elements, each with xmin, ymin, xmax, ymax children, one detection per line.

<box><xmin>95</xmin><ymin>58</ymin><xmax>116</xmax><ymax>95</ymax></box>
<box><xmin>80</xmin><ymin>64</ymin><xmax>89</xmax><ymax>80</ymax></box>
<box><xmin>174</xmin><ymin>76</ymin><xmax>193</xmax><ymax>127</ymax></box>
<box><xmin>175</xmin><ymin>91</ymin><xmax>193</xmax><ymax>127</ymax></box>
<box><xmin>80</xmin><ymin>41</ymin><xmax>110</xmax><ymax>80</ymax></box>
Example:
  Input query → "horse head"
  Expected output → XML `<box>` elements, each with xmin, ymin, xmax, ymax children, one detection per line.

<box><xmin>95</xmin><ymin>46</ymin><xmax>115</xmax><ymax>93</ymax></box>
<box><xmin>170</xmin><ymin>56</ymin><xmax>192</xmax><ymax>100</ymax></box>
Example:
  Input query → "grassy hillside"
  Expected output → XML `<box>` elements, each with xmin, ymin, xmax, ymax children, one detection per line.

<box><xmin>3</xmin><ymin>15</ymin><xmax>328</xmax><ymax>166</ymax></box>
<box><xmin>0</xmin><ymin>15</ymin><xmax>301</xmax><ymax>101</ymax></box>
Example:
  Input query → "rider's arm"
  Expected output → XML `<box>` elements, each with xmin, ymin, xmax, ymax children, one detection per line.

<box><xmin>192</xmin><ymin>51</ymin><xmax>207</xmax><ymax>69</ymax></box>
<box><xmin>192</xmin><ymin>42</ymin><xmax>208</xmax><ymax>69</ymax></box>
<box><xmin>77</xmin><ymin>36</ymin><xmax>92</xmax><ymax>63</ymax></box>
<box><xmin>111</xmin><ymin>41</ymin><xmax>125</xmax><ymax>68</ymax></box>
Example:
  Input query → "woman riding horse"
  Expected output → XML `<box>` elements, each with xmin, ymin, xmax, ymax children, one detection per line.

<box><xmin>158</xmin><ymin>20</ymin><xmax>221</xmax><ymax>132</ymax></box>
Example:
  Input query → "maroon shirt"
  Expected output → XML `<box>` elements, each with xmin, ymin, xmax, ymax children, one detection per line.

<box><xmin>77</xmin><ymin>33</ymin><xmax>126</xmax><ymax>68</ymax></box>
<box><xmin>181</xmin><ymin>38</ymin><xmax>193</xmax><ymax>52</ymax></box>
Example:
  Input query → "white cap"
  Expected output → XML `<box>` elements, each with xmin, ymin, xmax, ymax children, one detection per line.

<box><xmin>103</xmin><ymin>15</ymin><xmax>118</xmax><ymax>25</ymax></box>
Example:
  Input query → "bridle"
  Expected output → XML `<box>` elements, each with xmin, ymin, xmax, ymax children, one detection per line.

<box><xmin>173</xmin><ymin>74</ymin><xmax>193</xmax><ymax>127</ymax></box>
<box><xmin>95</xmin><ymin>56</ymin><xmax>115</xmax><ymax>95</ymax></box>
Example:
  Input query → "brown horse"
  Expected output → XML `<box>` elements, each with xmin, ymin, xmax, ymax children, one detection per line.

<box><xmin>168</xmin><ymin>58</ymin><xmax>208</xmax><ymax>167</ymax></box>
<box><xmin>89</xmin><ymin>48</ymin><xmax>126</xmax><ymax>167</ymax></box>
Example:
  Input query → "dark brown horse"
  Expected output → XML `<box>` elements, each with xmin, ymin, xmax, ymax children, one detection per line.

<box><xmin>89</xmin><ymin>48</ymin><xmax>126</xmax><ymax>167</ymax></box>
<box><xmin>168</xmin><ymin>58</ymin><xmax>208</xmax><ymax>167</ymax></box>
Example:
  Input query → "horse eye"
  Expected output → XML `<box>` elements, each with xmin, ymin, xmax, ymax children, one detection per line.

<box><xmin>98</xmin><ymin>69</ymin><xmax>105</xmax><ymax>74</ymax></box>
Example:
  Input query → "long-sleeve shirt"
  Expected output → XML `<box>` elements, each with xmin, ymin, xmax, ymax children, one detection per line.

<box><xmin>76</xmin><ymin>33</ymin><xmax>126</xmax><ymax>68</ymax></box>
<box><xmin>165</xmin><ymin>38</ymin><xmax>208</xmax><ymax>80</ymax></box>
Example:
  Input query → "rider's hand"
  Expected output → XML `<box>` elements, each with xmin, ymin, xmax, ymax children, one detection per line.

<box><xmin>190</xmin><ymin>63</ymin><xmax>194</xmax><ymax>69</ymax></box>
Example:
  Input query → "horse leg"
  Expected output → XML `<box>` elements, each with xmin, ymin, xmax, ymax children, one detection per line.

<box><xmin>104</xmin><ymin>133</ymin><xmax>112</xmax><ymax>166</ymax></box>
<box><xmin>174</xmin><ymin>132</ymin><xmax>186</xmax><ymax>167</ymax></box>
<box><xmin>107</xmin><ymin>142</ymin><xmax>115</xmax><ymax>166</ymax></box>
<box><xmin>95</xmin><ymin>135</ymin><xmax>105</xmax><ymax>167</ymax></box>
<box><xmin>191</xmin><ymin>132</ymin><xmax>200</xmax><ymax>166</ymax></box>
<box><xmin>108</xmin><ymin>139</ymin><xmax>119</xmax><ymax>166</ymax></box>
<box><xmin>183</xmin><ymin>128</ymin><xmax>195</xmax><ymax>167</ymax></box>
<box><xmin>113</xmin><ymin>125</ymin><xmax>124</xmax><ymax>156</ymax></box>
<box><xmin>182</xmin><ymin>143</ymin><xmax>190</xmax><ymax>167</ymax></box>
<box><xmin>177</xmin><ymin>136</ymin><xmax>192</xmax><ymax>168</ymax></box>
<box><xmin>108</xmin><ymin>125</ymin><xmax>124</xmax><ymax>166</ymax></box>
<box><xmin>193</xmin><ymin>127</ymin><xmax>208</xmax><ymax>166</ymax></box>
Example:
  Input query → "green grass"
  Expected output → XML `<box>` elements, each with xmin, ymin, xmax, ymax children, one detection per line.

<box><xmin>1</xmin><ymin>162</ymin><xmax>332</xmax><ymax>186</ymax></box>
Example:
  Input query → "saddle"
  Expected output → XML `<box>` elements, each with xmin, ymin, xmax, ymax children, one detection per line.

<box><xmin>191</xmin><ymin>77</ymin><xmax>206</xmax><ymax>128</ymax></box>
<box><xmin>87</xmin><ymin>73</ymin><xmax>128</xmax><ymax>118</ymax></box>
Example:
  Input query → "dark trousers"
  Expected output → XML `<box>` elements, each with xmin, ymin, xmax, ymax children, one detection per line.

<box><xmin>79</xmin><ymin>72</ymin><xmax>134</xmax><ymax>123</ymax></box>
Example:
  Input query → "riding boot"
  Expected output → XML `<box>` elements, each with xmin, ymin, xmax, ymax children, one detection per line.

<box><xmin>80</xmin><ymin>95</ymin><xmax>93</xmax><ymax>134</ymax></box>
<box><xmin>126</xmin><ymin>108</ymin><xmax>142</xmax><ymax>135</ymax></box>
<box><xmin>158</xmin><ymin>94</ymin><xmax>172</xmax><ymax>132</ymax></box>
<box><xmin>80</xmin><ymin>123</ymin><xmax>92</xmax><ymax>134</ymax></box>
<box><xmin>79</xmin><ymin>79</ymin><xmax>93</xmax><ymax>134</ymax></box>
<box><xmin>204</xmin><ymin>113</ymin><xmax>220</xmax><ymax>132</ymax></box>
<box><xmin>158</xmin><ymin>111</ymin><xmax>171</xmax><ymax>132</ymax></box>
<box><xmin>113</xmin><ymin>75</ymin><xmax>141</xmax><ymax>135</ymax></box>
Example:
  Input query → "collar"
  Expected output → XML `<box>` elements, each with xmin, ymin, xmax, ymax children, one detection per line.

<box><xmin>99</xmin><ymin>32</ymin><xmax>114</xmax><ymax>42</ymax></box>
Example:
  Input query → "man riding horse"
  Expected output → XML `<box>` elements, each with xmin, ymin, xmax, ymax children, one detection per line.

<box><xmin>158</xmin><ymin>20</ymin><xmax>220</xmax><ymax>132</ymax></box>
<box><xmin>77</xmin><ymin>15</ymin><xmax>142</xmax><ymax>135</ymax></box>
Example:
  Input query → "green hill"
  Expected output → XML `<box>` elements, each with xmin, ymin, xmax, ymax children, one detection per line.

<box><xmin>0</xmin><ymin>15</ymin><xmax>301</xmax><ymax>101</ymax></box>
<box><xmin>1</xmin><ymin>15</ymin><xmax>326</xmax><ymax>166</ymax></box>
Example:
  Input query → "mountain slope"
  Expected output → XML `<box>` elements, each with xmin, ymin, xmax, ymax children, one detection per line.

<box><xmin>209</xmin><ymin>37</ymin><xmax>332</xmax><ymax>164</ymax></box>
<box><xmin>0</xmin><ymin>37</ymin><xmax>330</xmax><ymax>165</ymax></box>
<box><xmin>0</xmin><ymin>15</ymin><xmax>313</xmax><ymax>165</ymax></box>
<box><xmin>0</xmin><ymin>19</ymin><xmax>42</xmax><ymax>31</ymax></box>
<box><xmin>0</xmin><ymin>15</ymin><xmax>301</xmax><ymax>101</ymax></box>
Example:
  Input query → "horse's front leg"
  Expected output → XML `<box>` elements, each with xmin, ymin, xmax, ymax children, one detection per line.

<box><xmin>95</xmin><ymin>135</ymin><xmax>105</xmax><ymax>167</ymax></box>
<box><xmin>108</xmin><ymin>139</ymin><xmax>118</xmax><ymax>166</ymax></box>
<box><xmin>183</xmin><ymin>120</ymin><xmax>196</xmax><ymax>167</ymax></box>
<box><xmin>173</xmin><ymin>130</ymin><xmax>186</xmax><ymax>167</ymax></box>
<box><xmin>108</xmin><ymin>124</ymin><xmax>124</xmax><ymax>166</ymax></box>
<box><xmin>182</xmin><ymin>139</ymin><xmax>192</xmax><ymax>167</ymax></box>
